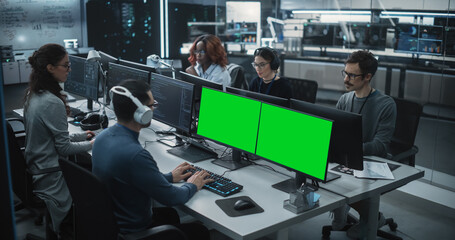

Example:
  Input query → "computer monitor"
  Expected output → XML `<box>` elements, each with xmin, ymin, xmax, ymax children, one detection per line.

<box><xmin>394</xmin><ymin>24</ymin><xmax>419</xmax><ymax>54</ymax></box>
<box><xmin>66</xmin><ymin>55</ymin><xmax>99</xmax><ymax>109</ymax></box>
<box><xmin>197</xmin><ymin>87</ymin><xmax>262</xmax><ymax>169</ymax></box>
<box><xmin>289</xmin><ymin>99</ymin><xmax>363</xmax><ymax>175</ymax></box>
<box><xmin>178</xmin><ymin>71</ymin><xmax>223</xmax><ymax>100</ymax></box>
<box><xmin>226</xmin><ymin>86</ymin><xmax>289</xmax><ymax>108</ymax></box>
<box><xmin>106</xmin><ymin>62</ymin><xmax>150</xmax><ymax>104</ymax></box>
<box><xmin>98</xmin><ymin>51</ymin><xmax>118</xmax><ymax>73</ymax></box>
<box><xmin>118</xmin><ymin>58</ymin><xmax>156</xmax><ymax>73</ymax></box>
<box><xmin>149</xmin><ymin>73</ymin><xmax>194</xmax><ymax>134</ymax></box>
<box><xmin>303</xmin><ymin>23</ymin><xmax>335</xmax><ymax>47</ymax></box>
<box><xmin>418</xmin><ymin>25</ymin><xmax>443</xmax><ymax>55</ymax></box>
<box><xmin>445</xmin><ymin>27</ymin><xmax>455</xmax><ymax>57</ymax></box>
<box><xmin>347</xmin><ymin>23</ymin><xmax>387</xmax><ymax>50</ymax></box>
<box><xmin>256</xmin><ymin>103</ymin><xmax>333</xmax><ymax>192</ymax></box>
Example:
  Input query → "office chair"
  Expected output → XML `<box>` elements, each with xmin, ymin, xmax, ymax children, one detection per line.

<box><xmin>58</xmin><ymin>158</ymin><xmax>188</xmax><ymax>240</ymax></box>
<box><xmin>387</xmin><ymin>97</ymin><xmax>423</xmax><ymax>167</ymax></box>
<box><xmin>321</xmin><ymin>98</ymin><xmax>423</xmax><ymax>240</ymax></box>
<box><xmin>6</xmin><ymin>118</ymin><xmax>59</xmax><ymax>240</ymax></box>
<box><xmin>285</xmin><ymin>77</ymin><xmax>318</xmax><ymax>103</ymax></box>
<box><xmin>227</xmin><ymin>63</ymin><xmax>248</xmax><ymax>90</ymax></box>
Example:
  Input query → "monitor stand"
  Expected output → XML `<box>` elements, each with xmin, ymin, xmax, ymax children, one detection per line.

<box><xmin>87</xmin><ymin>99</ymin><xmax>93</xmax><ymax>110</ymax></box>
<box><xmin>325</xmin><ymin>171</ymin><xmax>341</xmax><ymax>182</ymax></box>
<box><xmin>167</xmin><ymin>137</ymin><xmax>217</xmax><ymax>163</ymax></box>
<box><xmin>272</xmin><ymin>173</ymin><xmax>319</xmax><ymax>193</ymax></box>
<box><xmin>212</xmin><ymin>149</ymin><xmax>250</xmax><ymax>170</ymax></box>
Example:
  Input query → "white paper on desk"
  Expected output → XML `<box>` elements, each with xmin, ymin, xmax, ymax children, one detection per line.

<box><xmin>353</xmin><ymin>161</ymin><xmax>395</xmax><ymax>180</ymax></box>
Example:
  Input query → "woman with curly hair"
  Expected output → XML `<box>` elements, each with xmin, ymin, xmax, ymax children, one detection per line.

<box><xmin>185</xmin><ymin>34</ymin><xmax>231</xmax><ymax>89</ymax></box>
<box><xmin>24</xmin><ymin>43</ymin><xmax>94</xmax><ymax>239</ymax></box>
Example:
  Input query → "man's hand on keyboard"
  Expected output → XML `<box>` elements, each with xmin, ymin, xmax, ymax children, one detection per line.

<box><xmin>172</xmin><ymin>162</ymin><xmax>194</xmax><ymax>182</ymax></box>
<box><xmin>187</xmin><ymin>170</ymin><xmax>214</xmax><ymax>191</ymax></box>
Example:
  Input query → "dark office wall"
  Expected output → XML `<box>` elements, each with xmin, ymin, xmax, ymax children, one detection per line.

<box><xmin>168</xmin><ymin>2</ymin><xmax>216</xmax><ymax>60</ymax></box>
<box><xmin>86</xmin><ymin>0</ymin><xmax>160</xmax><ymax>64</ymax></box>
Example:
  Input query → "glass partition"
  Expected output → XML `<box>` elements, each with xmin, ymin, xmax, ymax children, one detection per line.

<box><xmin>168</xmin><ymin>0</ymin><xmax>455</xmax><ymax>192</ymax></box>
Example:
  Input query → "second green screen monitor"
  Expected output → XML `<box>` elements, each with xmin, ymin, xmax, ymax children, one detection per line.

<box><xmin>256</xmin><ymin>104</ymin><xmax>333</xmax><ymax>181</ymax></box>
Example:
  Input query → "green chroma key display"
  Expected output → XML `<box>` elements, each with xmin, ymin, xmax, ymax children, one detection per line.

<box><xmin>256</xmin><ymin>103</ymin><xmax>333</xmax><ymax>181</ymax></box>
<box><xmin>197</xmin><ymin>87</ymin><xmax>261</xmax><ymax>154</ymax></box>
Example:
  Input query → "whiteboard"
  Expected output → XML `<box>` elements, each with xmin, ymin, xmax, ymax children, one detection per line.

<box><xmin>226</xmin><ymin>1</ymin><xmax>261</xmax><ymax>23</ymax></box>
<box><xmin>0</xmin><ymin>0</ymin><xmax>82</xmax><ymax>50</ymax></box>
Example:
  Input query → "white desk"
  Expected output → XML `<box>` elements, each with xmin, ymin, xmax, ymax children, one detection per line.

<box><xmin>322</xmin><ymin>159</ymin><xmax>425</xmax><ymax>240</ymax></box>
<box><xmin>65</xmin><ymin>100</ymin><xmax>424</xmax><ymax>240</ymax></box>
<box><xmin>138</xmin><ymin>125</ymin><xmax>346</xmax><ymax>240</ymax></box>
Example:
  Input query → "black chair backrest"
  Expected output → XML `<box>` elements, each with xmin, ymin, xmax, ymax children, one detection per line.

<box><xmin>58</xmin><ymin>158</ymin><xmax>119</xmax><ymax>240</ymax></box>
<box><xmin>6</xmin><ymin>120</ymin><xmax>31</xmax><ymax>204</ymax></box>
<box><xmin>392</xmin><ymin>97</ymin><xmax>423</xmax><ymax>150</ymax></box>
<box><xmin>286</xmin><ymin>77</ymin><xmax>318</xmax><ymax>103</ymax></box>
<box><xmin>227</xmin><ymin>63</ymin><xmax>248</xmax><ymax>90</ymax></box>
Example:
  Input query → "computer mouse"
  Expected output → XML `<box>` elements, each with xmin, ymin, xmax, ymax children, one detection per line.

<box><xmin>234</xmin><ymin>199</ymin><xmax>255</xmax><ymax>211</ymax></box>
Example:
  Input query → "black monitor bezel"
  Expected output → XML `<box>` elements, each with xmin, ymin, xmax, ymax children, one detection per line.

<box><xmin>196</xmin><ymin>87</ymin><xmax>332</xmax><ymax>184</ymax></box>
<box><xmin>290</xmin><ymin>99</ymin><xmax>364</xmax><ymax>171</ymax></box>
<box><xmin>256</xmin><ymin>102</ymin><xmax>333</xmax><ymax>183</ymax></box>
<box><xmin>394</xmin><ymin>23</ymin><xmax>444</xmax><ymax>56</ymax></box>
<box><xmin>98</xmin><ymin>51</ymin><xmax>118</xmax><ymax>72</ymax></box>
<box><xmin>195</xmin><ymin>87</ymin><xmax>261</xmax><ymax>156</ymax></box>
<box><xmin>106</xmin><ymin>62</ymin><xmax>151</xmax><ymax>104</ymax></box>
<box><xmin>118</xmin><ymin>58</ymin><xmax>156</xmax><ymax>73</ymax></box>
<box><xmin>149</xmin><ymin>72</ymin><xmax>195</xmax><ymax>134</ymax></box>
<box><xmin>178</xmin><ymin>71</ymin><xmax>224</xmax><ymax>98</ymax></box>
<box><xmin>225</xmin><ymin>86</ymin><xmax>289</xmax><ymax>108</ymax></box>
<box><xmin>66</xmin><ymin>55</ymin><xmax>99</xmax><ymax>102</ymax></box>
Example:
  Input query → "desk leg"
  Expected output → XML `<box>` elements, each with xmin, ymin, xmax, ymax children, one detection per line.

<box><xmin>358</xmin><ymin>194</ymin><xmax>380</xmax><ymax>240</ymax></box>
<box><xmin>268</xmin><ymin>227</ymin><xmax>289</xmax><ymax>240</ymax></box>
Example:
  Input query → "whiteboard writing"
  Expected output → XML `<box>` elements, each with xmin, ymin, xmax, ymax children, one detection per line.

<box><xmin>0</xmin><ymin>0</ymin><xmax>82</xmax><ymax>50</ymax></box>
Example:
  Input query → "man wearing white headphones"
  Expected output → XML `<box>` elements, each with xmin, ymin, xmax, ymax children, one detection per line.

<box><xmin>91</xmin><ymin>79</ymin><xmax>212</xmax><ymax>239</ymax></box>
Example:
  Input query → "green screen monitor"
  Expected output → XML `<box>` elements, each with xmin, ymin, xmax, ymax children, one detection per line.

<box><xmin>197</xmin><ymin>87</ymin><xmax>261</xmax><ymax>169</ymax></box>
<box><xmin>256</xmin><ymin>103</ymin><xmax>333</xmax><ymax>192</ymax></box>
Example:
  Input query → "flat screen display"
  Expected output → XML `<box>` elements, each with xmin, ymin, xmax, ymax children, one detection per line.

<box><xmin>303</xmin><ymin>23</ymin><xmax>335</xmax><ymax>47</ymax></box>
<box><xmin>197</xmin><ymin>87</ymin><xmax>261</xmax><ymax>154</ymax></box>
<box><xmin>106</xmin><ymin>62</ymin><xmax>150</xmax><ymax>103</ymax></box>
<box><xmin>66</xmin><ymin>55</ymin><xmax>99</xmax><ymax>101</ymax></box>
<box><xmin>395</xmin><ymin>24</ymin><xmax>443</xmax><ymax>55</ymax></box>
<box><xmin>256</xmin><ymin>103</ymin><xmax>333</xmax><ymax>181</ymax></box>
<box><xmin>149</xmin><ymin>73</ymin><xmax>194</xmax><ymax>133</ymax></box>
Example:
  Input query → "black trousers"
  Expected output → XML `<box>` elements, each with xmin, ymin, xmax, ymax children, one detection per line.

<box><xmin>151</xmin><ymin>207</ymin><xmax>210</xmax><ymax>240</ymax></box>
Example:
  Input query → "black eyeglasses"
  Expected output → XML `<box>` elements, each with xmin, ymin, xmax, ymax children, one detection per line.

<box><xmin>193</xmin><ymin>50</ymin><xmax>206</xmax><ymax>56</ymax></box>
<box><xmin>341</xmin><ymin>70</ymin><xmax>364</xmax><ymax>80</ymax></box>
<box><xmin>54</xmin><ymin>64</ymin><xmax>71</xmax><ymax>71</ymax></box>
<box><xmin>251</xmin><ymin>62</ymin><xmax>269</xmax><ymax>69</ymax></box>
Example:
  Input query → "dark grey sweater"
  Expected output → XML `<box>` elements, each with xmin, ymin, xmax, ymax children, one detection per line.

<box><xmin>336</xmin><ymin>90</ymin><xmax>396</xmax><ymax>157</ymax></box>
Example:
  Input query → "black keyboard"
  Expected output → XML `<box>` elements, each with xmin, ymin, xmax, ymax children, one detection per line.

<box><xmin>186</xmin><ymin>165</ymin><xmax>243</xmax><ymax>197</ymax></box>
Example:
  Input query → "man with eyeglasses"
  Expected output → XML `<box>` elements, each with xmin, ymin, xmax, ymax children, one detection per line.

<box><xmin>92</xmin><ymin>79</ymin><xmax>213</xmax><ymax>239</ymax></box>
<box><xmin>332</xmin><ymin>50</ymin><xmax>397</xmax><ymax>238</ymax></box>
<box><xmin>249</xmin><ymin>47</ymin><xmax>292</xmax><ymax>99</ymax></box>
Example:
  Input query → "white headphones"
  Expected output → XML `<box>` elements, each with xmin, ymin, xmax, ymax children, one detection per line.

<box><xmin>110</xmin><ymin>86</ymin><xmax>153</xmax><ymax>125</ymax></box>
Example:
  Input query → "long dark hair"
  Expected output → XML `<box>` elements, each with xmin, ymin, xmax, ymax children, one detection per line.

<box><xmin>25</xmin><ymin>44</ymin><xmax>70</xmax><ymax>115</ymax></box>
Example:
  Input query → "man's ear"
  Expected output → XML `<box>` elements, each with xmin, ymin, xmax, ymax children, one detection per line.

<box><xmin>363</xmin><ymin>73</ymin><xmax>372</xmax><ymax>82</ymax></box>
